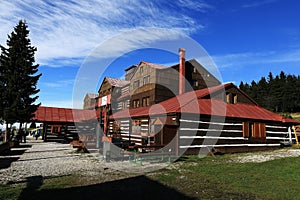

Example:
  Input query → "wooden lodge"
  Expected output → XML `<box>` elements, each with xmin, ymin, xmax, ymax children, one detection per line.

<box><xmin>31</xmin><ymin>48</ymin><xmax>300</xmax><ymax>156</ymax></box>
<box><xmin>96</xmin><ymin>48</ymin><xmax>300</xmax><ymax>154</ymax></box>
<box><xmin>108</xmin><ymin>83</ymin><xmax>300</xmax><ymax>154</ymax></box>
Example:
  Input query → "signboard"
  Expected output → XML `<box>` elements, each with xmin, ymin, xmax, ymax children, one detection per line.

<box><xmin>101</xmin><ymin>96</ymin><xmax>107</xmax><ymax>106</ymax></box>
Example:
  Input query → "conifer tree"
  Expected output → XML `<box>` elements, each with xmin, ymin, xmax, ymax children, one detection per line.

<box><xmin>240</xmin><ymin>71</ymin><xmax>300</xmax><ymax>113</ymax></box>
<box><xmin>0</xmin><ymin>20</ymin><xmax>41</xmax><ymax>141</ymax></box>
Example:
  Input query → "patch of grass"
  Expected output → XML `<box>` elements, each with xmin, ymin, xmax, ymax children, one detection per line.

<box><xmin>0</xmin><ymin>183</ymin><xmax>25</xmax><ymax>200</ymax></box>
<box><xmin>39</xmin><ymin>175</ymin><xmax>82</xmax><ymax>190</ymax></box>
<box><xmin>150</xmin><ymin>155</ymin><xmax>300</xmax><ymax>199</ymax></box>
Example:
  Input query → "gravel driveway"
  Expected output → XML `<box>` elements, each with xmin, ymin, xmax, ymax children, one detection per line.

<box><xmin>0</xmin><ymin>138</ymin><xmax>168</xmax><ymax>184</ymax></box>
<box><xmin>0</xmin><ymin>138</ymin><xmax>129</xmax><ymax>184</ymax></box>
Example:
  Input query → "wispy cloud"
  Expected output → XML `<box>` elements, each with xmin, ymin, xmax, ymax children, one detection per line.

<box><xmin>212</xmin><ymin>49</ymin><xmax>300</xmax><ymax>69</ymax></box>
<box><xmin>0</xmin><ymin>0</ymin><xmax>210</xmax><ymax>67</ymax></box>
<box><xmin>43</xmin><ymin>79</ymin><xmax>74</xmax><ymax>88</ymax></box>
<box><xmin>242</xmin><ymin>0</ymin><xmax>278</xmax><ymax>8</ymax></box>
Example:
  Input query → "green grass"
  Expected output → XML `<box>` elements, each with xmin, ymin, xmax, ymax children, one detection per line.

<box><xmin>0</xmin><ymin>184</ymin><xmax>25</xmax><ymax>200</ymax></box>
<box><xmin>0</xmin><ymin>175</ymin><xmax>80</xmax><ymax>200</ymax></box>
<box><xmin>150</xmin><ymin>155</ymin><xmax>300</xmax><ymax>199</ymax></box>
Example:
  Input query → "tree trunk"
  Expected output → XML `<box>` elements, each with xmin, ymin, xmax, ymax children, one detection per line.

<box><xmin>18</xmin><ymin>122</ymin><xmax>23</xmax><ymax>134</ymax></box>
<box><xmin>4</xmin><ymin>123</ymin><xmax>8</xmax><ymax>142</ymax></box>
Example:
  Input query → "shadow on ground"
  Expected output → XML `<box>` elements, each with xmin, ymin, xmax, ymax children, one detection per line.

<box><xmin>17</xmin><ymin>175</ymin><xmax>195</xmax><ymax>200</ymax></box>
<box><xmin>0</xmin><ymin>144</ymin><xmax>32</xmax><ymax>169</ymax></box>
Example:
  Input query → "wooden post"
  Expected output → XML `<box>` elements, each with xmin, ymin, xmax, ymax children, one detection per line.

<box><xmin>292</xmin><ymin>126</ymin><xmax>299</xmax><ymax>145</ymax></box>
<box><xmin>42</xmin><ymin>123</ymin><xmax>47</xmax><ymax>141</ymax></box>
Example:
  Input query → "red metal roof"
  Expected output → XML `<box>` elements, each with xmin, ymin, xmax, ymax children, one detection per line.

<box><xmin>110</xmin><ymin>83</ymin><xmax>300</xmax><ymax>124</ymax></box>
<box><xmin>32</xmin><ymin>106</ymin><xmax>97</xmax><ymax>123</ymax></box>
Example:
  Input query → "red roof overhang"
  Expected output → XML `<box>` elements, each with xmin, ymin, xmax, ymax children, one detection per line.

<box><xmin>32</xmin><ymin>106</ymin><xmax>97</xmax><ymax>123</ymax></box>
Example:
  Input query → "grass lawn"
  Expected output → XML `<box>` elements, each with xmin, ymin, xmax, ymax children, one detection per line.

<box><xmin>150</xmin><ymin>154</ymin><xmax>300</xmax><ymax>199</ymax></box>
<box><xmin>1</xmin><ymin>153</ymin><xmax>300</xmax><ymax>200</ymax></box>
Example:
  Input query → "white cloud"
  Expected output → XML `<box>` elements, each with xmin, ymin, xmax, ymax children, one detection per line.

<box><xmin>212</xmin><ymin>49</ymin><xmax>300</xmax><ymax>69</ymax></box>
<box><xmin>0</xmin><ymin>0</ymin><xmax>209</xmax><ymax>67</ymax></box>
<box><xmin>242</xmin><ymin>0</ymin><xmax>278</xmax><ymax>8</ymax></box>
<box><xmin>43</xmin><ymin>79</ymin><xmax>74</xmax><ymax>88</ymax></box>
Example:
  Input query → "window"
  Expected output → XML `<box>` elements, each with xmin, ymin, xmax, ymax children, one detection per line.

<box><xmin>133</xmin><ymin>99</ymin><xmax>140</xmax><ymax>108</ymax></box>
<box><xmin>51</xmin><ymin>125</ymin><xmax>61</xmax><ymax>134</ymax></box>
<box><xmin>132</xmin><ymin>120</ymin><xmax>141</xmax><ymax>134</ymax></box>
<box><xmin>140</xmin><ymin>66</ymin><xmax>144</xmax><ymax>75</ymax></box>
<box><xmin>143</xmin><ymin>75</ymin><xmax>150</xmax><ymax>85</ymax></box>
<box><xmin>243</xmin><ymin>122</ymin><xmax>266</xmax><ymax>139</ymax></box>
<box><xmin>226</xmin><ymin>93</ymin><xmax>238</xmax><ymax>104</ymax></box>
<box><xmin>193</xmin><ymin>67</ymin><xmax>197</xmax><ymax>73</ymax></box>
<box><xmin>193</xmin><ymin>80</ymin><xmax>198</xmax><ymax>87</ymax></box>
<box><xmin>142</xmin><ymin>96</ymin><xmax>150</xmax><ymax>107</ymax></box>
<box><xmin>233</xmin><ymin>94</ymin><xmax>237</xmax><ymax>104</ymax></box>
<box><xmin>133</xmin><ymin>80</ymin><xmax>140</xmax><ymax>89</ymax></box>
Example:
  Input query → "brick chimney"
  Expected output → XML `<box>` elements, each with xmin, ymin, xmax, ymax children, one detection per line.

<box><xmin>179</xmin><ymin>48</ymin><xmax>186</xmax><ymax>95</ymax></box>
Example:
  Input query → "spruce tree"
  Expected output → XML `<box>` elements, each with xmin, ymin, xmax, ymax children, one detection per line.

<box><xmin>0</xmin><ymin>20</ymin><xmax>41</xmax><ymax>140</ymax></box>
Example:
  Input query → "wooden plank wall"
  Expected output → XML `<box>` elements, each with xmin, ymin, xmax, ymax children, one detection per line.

<box><xmin>178</xmin><ymin>118</ymin><xmax>292</xmax><ymax>154</ymax></box>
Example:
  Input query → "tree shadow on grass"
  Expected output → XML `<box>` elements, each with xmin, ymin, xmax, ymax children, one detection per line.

<box><xmin>18</xmin><ymin>175</ymin><xmax>196</xmax><ymax>200</ymax></box>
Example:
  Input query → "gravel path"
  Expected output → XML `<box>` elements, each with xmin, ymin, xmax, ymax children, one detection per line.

<box><xmin>231</xmin><ymin>148</ymin><xmax>300</xmax><ymax>163</ymax></box>
<box><xmin>0</xmin><ymin>139</ymin><xmax>108</xmax><ymax>184</ymax></box>
<box><xmin>0</xmin><ymin>138</ymin><xmax>168</xmax><ymax>184</ymax></box>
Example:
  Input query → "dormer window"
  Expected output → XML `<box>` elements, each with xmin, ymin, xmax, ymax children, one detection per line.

<box><xmin>193</xmin><ymin>80</ymin><xmax>199</xmax><ymax>87</ymax></box>
<box><xmin>193</xmin><ymin>67</ymin><xmax>197</xmax><ymax>73</ymax></box>
<box><xmin>226</xmin><ymin>92</ymin><xmax>237</xmax><ymax>104</ymax></box>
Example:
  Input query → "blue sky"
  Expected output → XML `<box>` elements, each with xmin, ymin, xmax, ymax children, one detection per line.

<box><xmin>1</xmin><ymin>0</ymin><xmax>300</xmax><ymax>109</ymax></box>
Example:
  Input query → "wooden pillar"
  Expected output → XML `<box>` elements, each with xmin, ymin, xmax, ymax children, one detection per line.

<box><xmin>42</xmin><ymin>123</ymin><xmax>47</xmax><ymax>141</ymax></box>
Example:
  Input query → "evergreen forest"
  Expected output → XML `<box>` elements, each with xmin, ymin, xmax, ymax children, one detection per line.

<box><xmin>239</xmin><ymin>71</ymin><xmax>300</xmax><ymax>113</ymax></box>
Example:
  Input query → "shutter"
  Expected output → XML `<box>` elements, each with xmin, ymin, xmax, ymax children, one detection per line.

<box><xmin>243</xmin><ymin>122</ymin><xmax>249</xmax><ymax>137</ymax></box>
<box><xmin>253</xmin><ymin>123</ymin><xmax>260</xmax><ymax>138</ymax></box>
<box><xmin>260</xmin><ymin>123</ymin><xmax>266</xmax><ymax>139</ymax></box>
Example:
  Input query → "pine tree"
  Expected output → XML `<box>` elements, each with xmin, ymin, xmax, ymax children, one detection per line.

<box><xmin>240</xmin><ymin>71</ymin><xmax>300</xmax><ymax>113</ymax></box>
<box><xmin>0</xmin><ymin>20</ymin><xmax>41</xmax><ymax>140</ymax></box>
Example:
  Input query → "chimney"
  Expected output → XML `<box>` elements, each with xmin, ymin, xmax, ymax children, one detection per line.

<box><xmin>179</xmin><ymin>48</ymin><xmax>186</xmax><ymax>95</ymax></box>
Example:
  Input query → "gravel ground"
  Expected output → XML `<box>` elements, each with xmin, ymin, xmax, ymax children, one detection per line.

<box><xmin>231</xmin><ymin>148</ymin><xmax>300</xmax><ymax>163</ymax></box>
<box><xmin>0</xmin><ymin>138</ymin><xmax>168</xmax><ymax>184</ymax></box>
